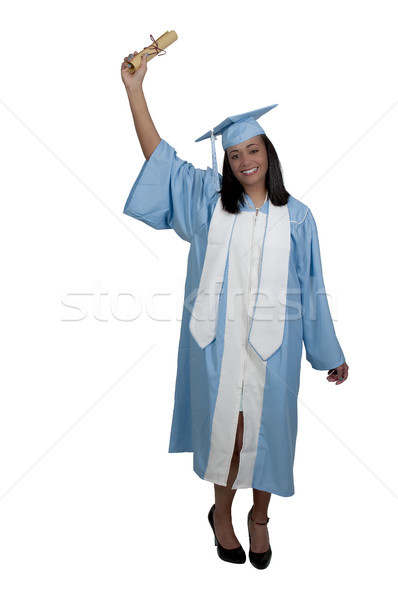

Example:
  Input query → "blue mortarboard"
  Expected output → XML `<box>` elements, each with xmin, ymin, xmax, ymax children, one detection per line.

<box><xmin>195</xmin><ymin>104</ymin><xmax>278</xmax><ymax>192</ymax></box>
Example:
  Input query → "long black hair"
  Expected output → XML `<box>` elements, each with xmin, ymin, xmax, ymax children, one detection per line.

<box><xmin>220</xmin><ymin>134</ymin><xmax>290</xmax><ymax>214</ymax></box>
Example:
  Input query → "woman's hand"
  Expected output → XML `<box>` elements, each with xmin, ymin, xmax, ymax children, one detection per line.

<box><xmin>327</xmin><ymin>362</ymin><xmax>349</xmax><ymax>385</ymax></box>
<box><xmin>121</xmin><ymin>51</ymin><xmax>148</xmax><ymax>90</ymax></box>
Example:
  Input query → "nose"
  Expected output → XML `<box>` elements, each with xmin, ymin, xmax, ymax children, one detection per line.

<box><xmin>240</xmin><ymin>153</ymin><xmax>255</xmax><ymax>169</ymax></box>
<box><xmin>241</xmin><ymin>160</ymin><xmax>255</xmax><ymax>170</ymax></box>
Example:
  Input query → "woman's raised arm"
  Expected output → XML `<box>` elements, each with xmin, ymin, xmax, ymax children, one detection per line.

<box><xmin>121</xmin><ymin>51</ymin><xmax>161</xmax><ymax>160</ymax></box>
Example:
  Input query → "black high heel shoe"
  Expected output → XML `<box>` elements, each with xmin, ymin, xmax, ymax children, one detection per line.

<box><xmin>247</xmin><ymin>506</ymin><xmax>272</xmax><ymax>570</ymax></box>
<box><xmin>208</xmin><ymin>504</ymin><xmax>246</xmax><ymax>564</ymax></box>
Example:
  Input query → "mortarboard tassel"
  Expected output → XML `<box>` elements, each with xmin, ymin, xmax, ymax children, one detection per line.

<box><xmin>211</xmin><ymin>129</ymin><xmax>222</xmax><ymax>193</ymax></box>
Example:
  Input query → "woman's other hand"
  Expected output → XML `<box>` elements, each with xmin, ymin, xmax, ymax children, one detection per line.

<box><xmin>327</xmin><ymin>362</ymin><xmax>349</xmax><ymax>385</ymax></box>
<box><xmin>121</xmin><ymin>51</ymin><xmax>148</xmax><ymax>90</ymax></box>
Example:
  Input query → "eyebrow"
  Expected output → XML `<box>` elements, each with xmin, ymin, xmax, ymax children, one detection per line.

<box><xmin>228</xmin><ymin>143</ymin><xmax>259</xmax><ymax>155</ymax></box>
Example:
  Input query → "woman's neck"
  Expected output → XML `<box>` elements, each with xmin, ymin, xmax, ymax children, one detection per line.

<box><xmin>245</xmin><ymin>188</ymin><xmax>268</xmax><ymax>208</ymax></box>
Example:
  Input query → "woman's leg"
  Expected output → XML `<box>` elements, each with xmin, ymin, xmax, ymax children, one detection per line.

<box><xmin>249</xmin><ymin>489</ymin><xmax>272</xmax><ymax>552</ymax></box>
<box><xmin>213</xmin><ymin>412</ymin><xmax>244</xmax><ymax>549</ymax></box>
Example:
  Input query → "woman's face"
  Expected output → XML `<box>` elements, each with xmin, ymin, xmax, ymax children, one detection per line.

<box><xmin>226</xmin><ymin>135</ymin><xmax>268</xmax><ymax>190</ymax></box>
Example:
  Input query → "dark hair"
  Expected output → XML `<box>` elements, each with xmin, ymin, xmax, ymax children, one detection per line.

<box><xmin>220</xmin><ymin>134</ymin><xmax>290</xmax><ymax>214</ymax></box>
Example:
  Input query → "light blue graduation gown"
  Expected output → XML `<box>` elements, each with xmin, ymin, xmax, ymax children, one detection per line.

<box><xmin>123</xmin><ymin>139</ymin><xmax>345</xmax><ymax>497</ymax></box>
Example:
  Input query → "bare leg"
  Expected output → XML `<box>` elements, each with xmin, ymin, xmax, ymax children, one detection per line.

<box><xmin>213</xmin><ymin>412</ymin><xmax>244</xmax><ymax>549</ymax></box>
<box><xmin>249</xmin><ymin>489</ymin><xmax>272</xmax><ymax>552</ymax></box>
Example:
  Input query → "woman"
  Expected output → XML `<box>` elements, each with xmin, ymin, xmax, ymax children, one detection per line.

<box><xmin>120</xmin><ymin>51</ymin><xmax>349</xmax><ymax>569</ymax></box>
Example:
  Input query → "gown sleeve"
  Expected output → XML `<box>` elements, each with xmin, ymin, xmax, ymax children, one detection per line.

<box><xmin>297</xmin><ymin>208</ymin><xmax>346</xmax><ymax>371</ymax></box>
<box><xmin>123</xmin><ymin>138</ymin><xmax>218</xmax><ymax>243</ymax></box>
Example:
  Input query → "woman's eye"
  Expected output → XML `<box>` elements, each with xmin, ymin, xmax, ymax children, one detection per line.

<box><xmin>231</xmin><ymin>149</ymin><xmax>257</xmax><ymax>159</ymax></box>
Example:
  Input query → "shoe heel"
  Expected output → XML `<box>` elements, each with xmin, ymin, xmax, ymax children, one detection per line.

<box><xmin>214</xmin><ymin>534</ymin><xmax>217</xmax><ymax>546</ymax></box>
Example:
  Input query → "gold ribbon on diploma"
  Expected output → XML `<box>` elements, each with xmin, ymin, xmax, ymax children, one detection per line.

<box><xmin>127</xmin><ymin>31</ymin><xmax>178</xmax><ymax>72</ymax></box>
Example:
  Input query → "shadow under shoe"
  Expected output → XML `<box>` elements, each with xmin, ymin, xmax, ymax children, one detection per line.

<box><xmin>247</xmin><ymin>506</ymin><xmax>272</xmax><ymax>570</ymax></box>
<box><xmin>208</xmin><ymin>504</ymin><xmax>246</xmax><ymax>564</ymax></box>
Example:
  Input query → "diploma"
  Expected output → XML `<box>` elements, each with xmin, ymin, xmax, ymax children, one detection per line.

<box><xmin>127</xmin><ymin>31</ymin><xmax>178</xmax><ymax>73</ymax></box>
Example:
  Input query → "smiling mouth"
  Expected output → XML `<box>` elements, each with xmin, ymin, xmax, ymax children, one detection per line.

<box><xmin>241</xmin><ymin>167</ymin><xmax>259</xmax><ymax>176</ymax></box>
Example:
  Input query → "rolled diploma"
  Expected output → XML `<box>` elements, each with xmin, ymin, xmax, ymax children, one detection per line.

<box><xmin>127</xmin><ymin>30</ymin><xmax>178</xmax><ymax>72</ymax></box>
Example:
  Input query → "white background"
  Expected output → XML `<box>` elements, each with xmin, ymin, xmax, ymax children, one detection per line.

<box><xmin>1</xmin><ymin>0</ymin><xmax>397</xmax><ymax>597</ymax></box>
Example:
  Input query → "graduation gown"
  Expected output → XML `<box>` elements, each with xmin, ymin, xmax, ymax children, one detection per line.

<box><xmin>123</xmin><ymin>138</ymin><xmax>345</xmax><ymax>497</ymax></box>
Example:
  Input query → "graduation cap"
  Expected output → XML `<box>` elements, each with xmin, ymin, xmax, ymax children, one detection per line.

<box><xmin>195</xmin><ymin>104</ymin><xmax>278</xmax><ymax>193</ymax></box>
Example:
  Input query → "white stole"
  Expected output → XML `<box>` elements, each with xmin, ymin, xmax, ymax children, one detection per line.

<box><xmin>189</xmin><ymin>197</ymin><xmax>291</xmax><ymax>361</ymax></box>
